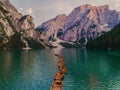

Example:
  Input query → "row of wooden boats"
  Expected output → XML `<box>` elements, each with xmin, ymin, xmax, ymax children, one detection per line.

<box><xmin>50</xmin><ymin>54</ymin><xmax>67</xmax><ymax>90</ymax></box>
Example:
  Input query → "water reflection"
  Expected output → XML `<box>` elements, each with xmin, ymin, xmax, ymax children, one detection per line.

<box><xmin>0</xmin><ymin>49</ymin><xmax>120</xmax><ymax>90</ymax></box>
<box><xmin>0</xmin><ymin>50</ymin><xmax>60</xmax><ymax>90</ymax></box>
<box><xmin>0</xmin><ymin>50</ymin><xmax>13</xmax><ymax>80</ymax></box>
<box><xmin>89</xmin><ymin>73</ymin><xmax>98</xmax><ymax>89</ymax></box>
<box><xmin>21</xmin><ymin>50</ymin><xmax>34</xmax><ymax>72</ymax></box>
<box><xmin>61</xmin><ymin>49</ymin><xmax>120</xmax><ymax>90</ymax></box>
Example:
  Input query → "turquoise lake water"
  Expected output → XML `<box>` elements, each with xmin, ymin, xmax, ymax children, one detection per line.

<box><xmin>0</xmin><ymin>48</ymin><xmax>120</xmax><ymax>90</ymax></box>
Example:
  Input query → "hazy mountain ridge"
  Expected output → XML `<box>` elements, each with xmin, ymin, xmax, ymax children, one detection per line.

<box><xmin>38</xmin><ymin>4</ymin><xmax>120</xmax><ymax>45</ymax></box>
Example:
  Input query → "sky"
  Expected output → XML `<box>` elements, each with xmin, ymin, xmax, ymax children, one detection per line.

<box><xmin>9</xmin><ymin>0</ymin><xmax>120</xmax><ymax>26</ymax></box>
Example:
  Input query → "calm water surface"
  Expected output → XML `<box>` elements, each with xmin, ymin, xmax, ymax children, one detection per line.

<box><xmin>0</xmin><ymin>48</ymin><xmax>120</xmax><ymax>90</ymax></box>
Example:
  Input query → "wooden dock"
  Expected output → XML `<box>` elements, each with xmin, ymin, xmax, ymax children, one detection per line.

<box><xmin>50</xmin><ymin>54</ymin><xmax>67</xmax><ymax>90</ymax></box>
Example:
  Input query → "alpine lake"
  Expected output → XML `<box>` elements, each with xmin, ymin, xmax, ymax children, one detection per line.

<box><xmin>0</xmin><ymin>48</ymin><xmax>120</xmax><ymax>90</ymax></box>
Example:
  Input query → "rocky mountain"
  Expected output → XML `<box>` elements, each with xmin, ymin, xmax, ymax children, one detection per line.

<box><xmin>62</xmin><ymin>4</ymin><xmax>120</xmax><ymax>44</ymax></box>
<box><xmin>0</xmin><ymin>0</ymin><xmax>51</xmax><ymax>49</ymax></box>
<box><xmin>86</xmin><ymin>23</ymin><xmax>120</xmax><ymax>50</ymax></box>
<box><xmin>36</xmin><ymin>14</ymin><xmax>67</xmax><ymax>41</ymax></box>
<box><xmin>0</xmin><ymin>0</ymin><xmax>22</xmax><ymax>24</ymax></box>
<box><xmin>37</xmin><ymin>4</ymin><xmax>120</xmax><ymax>45</ymax></box>
<box><xmin>0</xmin><ymin>0</ymin><xmax>19</xmax><ymax>48</ymax></box>
<box><xmin>17</xmin><ymin>15</ymin><xmax>35</xmax><ymax>38</ymax></box>
<box><xmin>1</xmin><ymin>1</ymin><xmax>120</xmax><ymax>49</ymax></box>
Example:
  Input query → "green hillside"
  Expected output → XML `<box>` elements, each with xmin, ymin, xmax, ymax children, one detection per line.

<box><xmin>86</xmin><ymin>23</ymin><xmax>120</xmax><ymax>50</ymax></box>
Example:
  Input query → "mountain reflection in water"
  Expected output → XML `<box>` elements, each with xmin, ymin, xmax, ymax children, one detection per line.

<box><xmin>0</xmin><ymin>49</ymin><xmax>120</xmax><ymax>90</ymax></box>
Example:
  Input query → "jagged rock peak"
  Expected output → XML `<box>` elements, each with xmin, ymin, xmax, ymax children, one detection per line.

<box><xmin>0</xmin><ymin>0</ymin><xmax>19</xmax><ymax>12</ymax></box>
<box><xmin>74</xmin><ymin>4</ymin><xmax>109</xmax><ymax>10</ymax></box>
<box><xmin>74</xmin><ymin>4</ymin><xmax>92</xmax><ymax>10</ymax></box>
<box><xmin>0</xmin><ymin>0</ymin><xmax>22</xmax><ymax>24</ymax></box>
<box><xmin>54</xmin><ymin>14</ymin><xmax>67</xmax><ymax>21</ymax></box>
<box><xmin>41</xmin><ymin>14</ymin><xmax>67</xmax><ymax>25</ymax></box>
<box><xmin>18</xmin><ymin>15</ymin><xmax>35</xmax><ymax>30</ymax></box>
<box><xmin>0</xmin><ymin>0</ymin><xmax>40</xmax><ymax>49</ymax></box>
<box><xmin>64</xmin><ymin>4</ymin><xmax>117</xmax><ymax>30</ymax></box>
<box><xmin>63</xmin><ymin>4</ymin><xmax>120</xmax><ymax>43</ymax></box>
<box><xmin>97</xmin><ymin>5</ymin><xmax>109</xmax><ymax>10</ymax></box>
<box><xmin>37</xmin><ymin>14</ymin><xmax>67</xmax><ymax>40</ymax></box>
<box><xmin>18</xmin><ymin>15</ymin><xmax>34</xmax><ymax>23</ymax></box>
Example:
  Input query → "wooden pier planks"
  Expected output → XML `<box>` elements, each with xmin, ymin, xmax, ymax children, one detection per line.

<box><xmin>50</xmin><ymin>54</ymin><xmax>67</xmax><ymax>90</ymax></box>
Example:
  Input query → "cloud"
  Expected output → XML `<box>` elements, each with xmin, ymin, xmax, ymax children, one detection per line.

<box><xmin>115</xmin><ymin>4</ymin><xmax>119</xmax><ymax>8</ymax></box>
<box><xmin>26</xmin><ymin>8</ymin><xmax>33</xmax><ymax>15</ymax></box>
<box><xmin>32</xmin><ymin>15</ymin><xmax>36</xmax><ymax>18</ymax></box>
<box><xmin>18</xmin><ymin>7</ymin><xmax>35</xmax><ymax>16</ymax></box>
<box><xmin>19</xmin><ymin>8</ymin><xmax>23</xmax><ymax>11</ymax></box>
<box><xmin>114</xmin><ymin>2</ymin><xmax>120</xmax><ymax>10</ymax></box>
<box><xmin>18</xmin><ymin>7</ymin><xmax>36</xmax><ymax>21</ymax></box>
<box><xmin>32</xmin><ymin>0</ymin><xmax>76</xmax><ymax>25</ymax></box>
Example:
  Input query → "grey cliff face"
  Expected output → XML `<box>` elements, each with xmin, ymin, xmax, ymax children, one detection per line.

<box><xmin>37</xmin><ymin>14</ymin><xmax>67</xmax><ymax>41</ymax></box>
<box><xmin>0</xmin><ymin>0</ymin><xmax>56</xmax><ymax>49</ymax></box>
<box><xmin>0</xmin><ymin>0</ymin><xmax>22</xmax><ymax>24</ymax></box>
<box><xmin>0</xmin><ymin>0</ymin><xmax>18</xmax><ymax>46</ymax></box>
<box><xmin>0</xmin><ymin>0</ymin><xmax>45</xmax><ymax>49</ymax></box>
<box><xmin>17</xmin><ymin>15</ymin><xmax>35</xmax><ymax>38</ymax></box>
<box><xmin>62</xmin><ymin>4</ymin><xmax>120</xmax><ymax>44</ymax></box>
